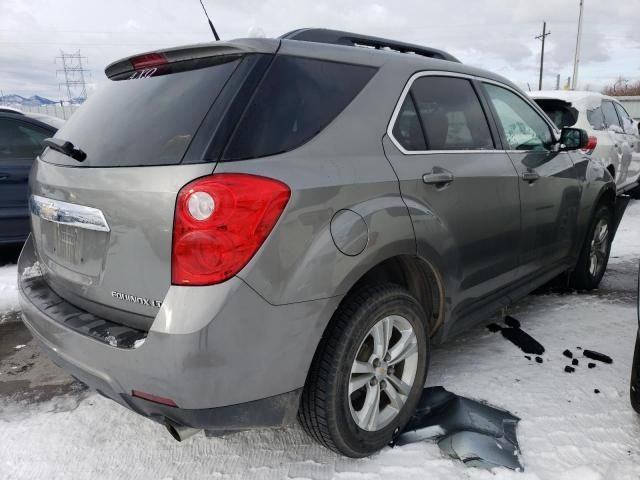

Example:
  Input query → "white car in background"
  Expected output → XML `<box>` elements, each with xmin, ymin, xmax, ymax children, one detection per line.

<box><xmin>530</xmin><ymin>91</ymin><xmax>640</xmax><ymax>194</ymax></box>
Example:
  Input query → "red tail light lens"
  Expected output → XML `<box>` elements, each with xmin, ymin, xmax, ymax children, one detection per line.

<box><xmin>581</xmin><ymin>135</ymin><xmax>598</xmax><ymax>154</ymax></box>
<box><xmin>172</xmin><ymin>173</ymin><xmax>290</xmax><ymax>286</ymax></box>
<box><xmin>130</xmin><ymin>52</ymin><xmax>168</xmax><ymax>70</ymax></box>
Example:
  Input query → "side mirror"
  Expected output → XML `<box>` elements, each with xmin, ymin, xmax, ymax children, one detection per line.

<box><xmin>560</xmin><ymin>127</ymin><xmax>589</xmax><ymax>151</ymax></box>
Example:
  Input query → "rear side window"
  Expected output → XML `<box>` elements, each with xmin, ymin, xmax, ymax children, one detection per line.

<box><xmin>222</xmin><ymin>56</ymin><xmax>376</xmax><ymax>160</ymax></box>
<box><xmin>392</xmin><ymin>95</ymin><xmax>427</xmax><ymax>150</ymax></box>
<box><xmin>533</xmin><ymin>99</ymin><xmax>579</xmax><ymax>129</ymax></box>
<box><xmin>587</xmin><ymin>106</ymin><xmax>606</xmax><ymax>130</ymax></box>
<box><xmin>0</xmin><ymin>119</ymin><xmax>50</xmax><ymax>159</ymax></box>
<box><xmin>404</xmin><ymin>77</ymin><xmax>494</xmax><ymax>150</ymax></box>
<box><xmin>42</xmin><ymin>57</ymin><xmax>242</xmax><ymax>167</ymax></box>
<box><xmin>602</xmin><ymin>101</ymin><xmax>621</xmax><ymax>128</ymax></box>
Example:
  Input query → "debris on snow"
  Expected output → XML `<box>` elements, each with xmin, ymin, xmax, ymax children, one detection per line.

<box><xmin>486</xmin><ymin>317</ymin><xmax>545</xmax><ymax>355</ymax></box>
<box><xmin>583</xmin><ymin>350</ymin><xmax>613</xmax><ymax>364</ymax></box>
<box><xmin>565</xmin><ymin>366</ymin><xmax>575</xmax><ymax>373</ymax></box>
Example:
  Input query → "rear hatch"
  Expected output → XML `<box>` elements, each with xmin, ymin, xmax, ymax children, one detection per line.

<box><xmin>29</xmin><ymin>40</ymin><xmax>278</xmax><ymax>330</ymax></box>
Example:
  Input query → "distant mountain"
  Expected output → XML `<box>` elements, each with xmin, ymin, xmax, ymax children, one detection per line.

<box><xmin>0</xmin><ymin>94</ymin><xmax>59</xmax><ymax>107</ymax></box>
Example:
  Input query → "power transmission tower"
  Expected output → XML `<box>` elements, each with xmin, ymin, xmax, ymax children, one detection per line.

<box><xmin>535</xmin><ymin>22</ymin><xmax>551</xmax><ymax>90</ymax></box>
<box><xmin>56</xmin><ymin>50</ymin><xmax>90</xmax><ymax>104</ymax></box>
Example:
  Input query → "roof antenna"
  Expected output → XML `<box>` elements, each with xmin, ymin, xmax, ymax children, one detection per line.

<box><xmin>198</xmin><ymin>0</ymin><xmax>220</xmax><ymax>41</ymax></box>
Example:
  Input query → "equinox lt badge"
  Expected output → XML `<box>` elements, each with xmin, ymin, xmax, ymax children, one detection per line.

<box><xmin>111</xmin><ymin>290</ymin><xmax>162</xmax><ymax>308</ymax></box>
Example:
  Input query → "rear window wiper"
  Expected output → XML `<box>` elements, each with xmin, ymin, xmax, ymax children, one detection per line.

<box><xmin>43</xmin><ymin>138</ymin><xmax>87</xmax><ymax>162</ymax></box>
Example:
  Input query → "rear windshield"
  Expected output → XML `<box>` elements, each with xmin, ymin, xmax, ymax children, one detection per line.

<box><xmin>42</xmin><ymin>56</ymin><xmax>241</xmax><ymax>167</ymax></box>
<box><xmin>533</xmin><ymin>98</ymin><xmax>579</xmax><ymax>129</ymax></box>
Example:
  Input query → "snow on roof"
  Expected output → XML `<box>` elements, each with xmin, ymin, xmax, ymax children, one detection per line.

<box><xmin>527</xmin><ymin>90</ymin><xmax>611</xmax><ymax>111</ymax></box>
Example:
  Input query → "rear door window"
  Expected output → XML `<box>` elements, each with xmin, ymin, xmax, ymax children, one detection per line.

<box><xmin>614</xmin><ymin>102</ymin><xmax>636</xmax><ymax>134</ymax></box>
<box><xmin>484</xmin><ymin>84</ymin><xmax>554</xmax><ymax>151</ymax></box>
<box><xmin>406</xmin><ymin>76</ymin><xmax>494</xmax><ymax>150</ymax></box>
<box><xmin>222</xmin><ymin>56</ymin><xmax>376</xmax><ymax>160</ymax></box>
<box><xmin>42</xmin><ymin>57</ymin><xmax>242</xmax><ymax>167</ymax></box>
<box><xmin>602</xmin><ymin>101</ymin><xmax>621</xmax><ymax>129</ymax></box>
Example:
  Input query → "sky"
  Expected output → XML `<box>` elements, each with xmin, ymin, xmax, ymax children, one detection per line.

<box><xmin>1</xmin><ymin>0</ymin><xmax>639</xmax><ymax>101</ymax></box>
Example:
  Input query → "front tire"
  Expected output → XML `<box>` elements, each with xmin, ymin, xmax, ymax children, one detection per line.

<box><xmin>298</xmin><ymin>284</ymin><xmax>429</xmax><ymax>457</ymax></box>
<box><xmin>570</xmin><ymin>204</ymin><xmax>613</xmax><ymax>290</ymax></box>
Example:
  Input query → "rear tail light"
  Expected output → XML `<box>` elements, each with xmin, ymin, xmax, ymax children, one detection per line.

<box><xmin>581</xmin><ymin>135</ymin><xmax>598</xmax><ymax>154</ymax></box>
<box><xmin>172</xmin><ymin>173</ymin><xmax>290</xmax><ymax>286</ymax></box>
<box><xmin>130</xmin><ymin>52</ymin><xmax>168</xmax><ymax>70</ymax></box>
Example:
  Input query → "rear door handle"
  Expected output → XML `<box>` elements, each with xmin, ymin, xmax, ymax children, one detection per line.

<box><xmin>422</xmin><ymin>168</ymin><xmax>454</xmax><ymax>186</ymax></box>
<box><xmin>521</xmin><ymin>171</ymin><xmax>540</xmax><ymax>183</ymax></box>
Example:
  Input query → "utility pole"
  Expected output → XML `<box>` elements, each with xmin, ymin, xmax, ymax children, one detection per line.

<box><xmin>572</xmin><ymin>0</ymin><xmax>585</xmax><ymax>90</ymax></box>
<box><xmin>556</xmin><ymin>74</ymin><xmax>561</xmax><ymax>90</ymax></box>
<box><xmin>535</xmin><ymin>21</ymin><xmax>551</xmax><ymax>90</ymax></box>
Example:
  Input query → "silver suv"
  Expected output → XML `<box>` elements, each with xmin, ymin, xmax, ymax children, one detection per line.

<box><xmin>18</xmin><ymin>29</ymin><xmax>615</xmax><ymax>457</ymax></box>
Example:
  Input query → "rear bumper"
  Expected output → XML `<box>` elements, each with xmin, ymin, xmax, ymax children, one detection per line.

<box><xmin>19</xmin><ymin>236</ymin><xmax>341</xmax><ymax>430</ymax></box>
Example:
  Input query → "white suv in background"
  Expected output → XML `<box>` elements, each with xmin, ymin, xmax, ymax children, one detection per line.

<box><xmin>530</xmin><ymin>91</ymin><xmax>640</xmax><ymax>194</ymax></box>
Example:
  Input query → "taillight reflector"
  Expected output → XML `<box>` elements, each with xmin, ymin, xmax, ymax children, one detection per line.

<box><xmin>172</xmin><ymin>173</ymin><xmax>290</xmax><ymax>286</ymax></box>
<box><xmin>132</xmin><ymin>390</ymin><xmax>178</xmax><ymax>407</ymax></box>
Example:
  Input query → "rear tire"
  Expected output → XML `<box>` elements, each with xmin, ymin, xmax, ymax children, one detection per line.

<box><xmin>569</xmin><ymin>204</ymin><xmax>613</xmax><ymax>290</ymax></box>
<box><xmin>298</xmin><ymin>283</ymin><xmax>429</xmax><ymax>457</ymax></box>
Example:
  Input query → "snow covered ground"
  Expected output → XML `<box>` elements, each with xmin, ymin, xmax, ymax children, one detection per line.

<box><xmin>1</xmin><ymin>204</ymin><xmax>640</xmax><ymax>479</ymax></box>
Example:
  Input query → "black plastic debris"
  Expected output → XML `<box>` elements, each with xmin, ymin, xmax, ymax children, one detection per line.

<box><xmin>563</xmin><ymin>349</ymin><xmax>573</xmax><ymax>359</ymax></box>
<box><xmin>588</xmin><ymin>363</ymin><xmax>596</xmax><ymax>369</ymax></box>
<box><xmin>394</xmin><ymin>387</ymin><xmax>523</xmax><ymax>471</ymax></box>
<box><xmin>583</xmin><ymin>350</ymin><xmax>612</xmax><ymax>364</ymax></box>
<box><xmin>594</xmin><ymin>389</ymin><xmax>600</xmax><ymax>394</ymax></box>
<box><xmin>486</xmin><ymin>317</ymin><xmax>545</xmax><ymax>356</ymax></box>
<box><xmin>524</xmin><ymin>355</ymin><xmax>531</xmax><ymax>361</ymax></box>
<box><xmin>565</xmin><ymin>366</ymin><xmax>575</xmax><ymax>373</ymax></box>
<box><xmin>504</xmin><ymin>316</ymin><xmax>521</xmax><ymax>328</ymax></box>
<box><xmin>535</xmin><ymin>356</ymin><xmax>543</xmax><ymax>364</ymax></box>
<box><xmin>572</xmin><ymin>359</ymin><xmax>579</xmax><ymax>366</ymax></box>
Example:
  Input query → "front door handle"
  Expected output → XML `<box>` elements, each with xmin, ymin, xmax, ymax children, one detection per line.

<box><xmin>422</xmin><ymin>168</ymin><xmax>454</xmax><ymax>186</ymax></box>
<box><xmin>521</xmin><ymin>171</ymin><xmax>540</xmax><ymax>183</ymax></box>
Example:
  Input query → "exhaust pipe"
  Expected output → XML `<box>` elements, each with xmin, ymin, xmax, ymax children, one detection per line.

<box><xmin>165</xmin><ymin>422</ymin><xmax>202</xmax><ymax>442</ymax></box>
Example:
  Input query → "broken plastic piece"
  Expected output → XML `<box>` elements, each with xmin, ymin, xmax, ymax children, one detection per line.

<box><xmin>394</xmin><ymin>387</ymin><xmax>523</xmax><ymax>471</ymax></box>
<box><xmin>565</xmin><ymin>366</ymin><xmax>575</xmax><ymax>373</ymax></box>
<box><xmin>572</xmin><ymin>359</ymin><xmax>579</xmax><ymax>366</ymax></box>
<box><xmin>535</xmin><ymin>357</ymin><xmax>543</xmax><ymax>364</ymax></box>
<box><xmin>588</xmin><ymin>362</ymin><xmax>596</xmax><ymax>369</ymax></box>
<box><xmin>563</xmin><ymin>349</ymin><xmax>573</xmax><ymax>359</ymax></box>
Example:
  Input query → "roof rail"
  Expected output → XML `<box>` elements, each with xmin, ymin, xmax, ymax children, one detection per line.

<box><xmin>281</xmin><ymin>28</ymin><xmax>460</xmax><ymax>63</ymax></box>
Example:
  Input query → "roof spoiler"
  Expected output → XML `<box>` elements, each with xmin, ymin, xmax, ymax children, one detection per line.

<box><xmin>104</xmin><ymin>39</ymin><xmax>279</xmax><ymax>79</ymax></box>
<box><xmin>281</xmin><ymin>28</ymin><xmax>460</xmax><ymax>63</ymax></box>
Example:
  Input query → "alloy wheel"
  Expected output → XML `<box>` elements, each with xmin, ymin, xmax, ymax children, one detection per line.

<box><xmin>348</xmin><ymin>315</ymin><xmax>419</xmax><ymax>432</ymax></box>
<box><xmin>589</xmin><ymin>218</ymin><xmax>609</xmax><ymax>278</ymax></box>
